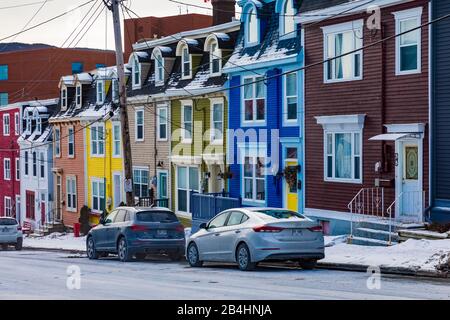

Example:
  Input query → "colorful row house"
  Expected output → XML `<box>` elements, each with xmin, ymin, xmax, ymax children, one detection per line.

<box><xmin>225</xmin><ymin>0</ymin><xmax>304</xmax><ymax>212</ymax></box>
<box><xmin>127</xmin><ymin>18</ymin><xmax>239</xmax><ymax>217</ymax></box>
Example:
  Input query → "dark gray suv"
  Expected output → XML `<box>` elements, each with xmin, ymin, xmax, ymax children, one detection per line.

<box><xmin>86</xmin><ymin>207</ymin><xmax>185</xmax><ymax>262</ymax></box>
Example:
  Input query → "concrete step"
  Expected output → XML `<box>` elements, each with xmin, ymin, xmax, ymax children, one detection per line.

<box><xmin>348</xmin><ymin>236</ymin><xmax>395</xmax><ymax>247</ymax></box>
<box><xmin>354</xmin><ymin>220</ymin><xmax>423</xmax><ymax>233</ymax></box>
<box><xmin>354</xmin><ymin>227</ymin><xmax>399</xmax><ymax>242</ymax></box>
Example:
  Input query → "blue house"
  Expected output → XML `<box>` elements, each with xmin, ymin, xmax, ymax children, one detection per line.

<box><xmin>224</xmin><ymin>0</ymin><xmax>304</xmax><ymax>212</ymax></box>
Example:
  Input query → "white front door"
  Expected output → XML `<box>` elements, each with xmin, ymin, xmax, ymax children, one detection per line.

<box><xmin>113</xmin><ymin>172</ymin><xmax>123</xmax><ymax>208</ymax></box>
<box><xmin>396</xmin><ymin>140</ymin><xmax>423</xmax><ymax>222</ymax></box>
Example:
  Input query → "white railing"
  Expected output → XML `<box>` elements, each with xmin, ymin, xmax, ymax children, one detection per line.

<box><xmin>348</xmin><ymin>187</ymin><xmax>385</xmax><ymax>242</ymax></box>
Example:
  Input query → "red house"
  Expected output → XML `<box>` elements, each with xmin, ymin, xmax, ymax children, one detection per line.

<box><xmin>298</xmin><ymin>0</ymin><xmax>430</xmax><ymax>235</ymax></box>
<box><xmin>0</xmin><ymin>104</ymin><xmax>21</xmax><ymax>221</ymax></box>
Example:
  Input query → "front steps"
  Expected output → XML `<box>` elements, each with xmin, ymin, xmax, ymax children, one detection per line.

<box><xmin>33</xmin><ymin>222</ymin><xmax>65</xmax><ymax>236</ymax></box>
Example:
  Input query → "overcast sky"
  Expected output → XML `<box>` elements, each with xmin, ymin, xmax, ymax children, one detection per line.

<box><xmin>0</xmin><ymin>0</ymin><xmax>219</xmax><ymax>50</ymax></box>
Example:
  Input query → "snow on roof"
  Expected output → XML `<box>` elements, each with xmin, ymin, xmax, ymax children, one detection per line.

<box><xmin>27</xmin><ymin>98</ymin><xmax>59</xmax><ymax>107</ymax></box>
<box><xmin>159</xmin><ymin>46</ymin><xmax>173</xmax><ymax>53</ymax></box>
<box><xmin>75</xmin><ymin>72</ymin><xmax>93</xmax><ymax>83</ymax></box>
<box><xmin>214</xmin><ymin>33</ymin><xmax>231</xmax><ymax>41</ymax></box>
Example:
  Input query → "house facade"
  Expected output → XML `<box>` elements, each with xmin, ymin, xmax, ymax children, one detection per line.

<box><xmin>0</xmin><ymin>103</ymin><xmax>21</xmax><ymax>221</ymax></box>
<box><xmin>297</xmin><ymin>0</ymin><xmax>430</xmax><ymax>225</ymax></box>
<box><xmin>18</xmin><ymin>99</ymin><xmax>58</xmax><ymax>230</ymax></box>
<box><xmin>430</xmin><ymin>0</ymin><xmax>450</xmax><ymax>223</ymax></box>
<box><xmin>225</xmin><ymin>0</ymin><xmax>304</xmax><ymax>212</ymax></box>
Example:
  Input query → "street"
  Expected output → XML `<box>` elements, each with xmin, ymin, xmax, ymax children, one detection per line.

<box><xmin>0</xmin><ymin>250</ymin><xmax>449</xmax><ymax>300</ymax></box>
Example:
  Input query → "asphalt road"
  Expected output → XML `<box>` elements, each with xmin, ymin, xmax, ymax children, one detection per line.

<box><xmin>0</xmin><ymin>249</ymin><xmax>449</xmax><ymax>300</ymax></box>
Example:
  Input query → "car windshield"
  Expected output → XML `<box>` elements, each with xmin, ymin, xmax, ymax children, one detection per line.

<box><xmin>0</xmin><ymin>218</ymin><xmax>17</xmax><ymax>225</ymax></box>
<box><xmin>136</xmin><ymin>211</ymin><xmax>178</xmax><ymax>223</ymax></box>
<box><xmin>256</xmin><ymin>209</ymin><xmax>305</xmax><ymax>220</ymax></box>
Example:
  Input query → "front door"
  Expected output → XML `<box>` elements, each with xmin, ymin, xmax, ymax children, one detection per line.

<box><xmin>113</xmin><ymin>172</ymin><xmax>122</xmax><ymax>208</ymax></box>
<box><xmin>397</xmin><ymin>141</ymin><xmax>423</xmax><ymax>222</ymax></box>
<box><xmin>55</xmin><ymin>175</ymin><xmax>62</xmax><ymax>222</ymax></box>
<box><xmin>41</xmin><ymin>198</ymin><xmax>46</xmax><ymax>225</ymax></box>
<box><xmin>158</xmin><ymin>171</ymin><xmax>168</xmax><ymax>200</ymax></box>
<box><xmin>284</xmin><ymin>147</ymin><xmax>299</xmax><ymax>212</ymax></box>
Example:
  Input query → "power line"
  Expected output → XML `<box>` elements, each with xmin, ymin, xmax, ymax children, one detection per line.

<box><xmin>0</xmin><ymin>0</ymin><xmax>54</xmax><ymax>10</ymax></box>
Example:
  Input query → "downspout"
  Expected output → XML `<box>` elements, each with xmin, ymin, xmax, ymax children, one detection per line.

<box><xmin>380</xmin><ymin>23</ymin><xmax>387</xmax><ymax>178</ymax></box>
<box><xmin>426</xmin><ymin>0</ymin><xmax>434</xmax><ymax>216</ymax></box>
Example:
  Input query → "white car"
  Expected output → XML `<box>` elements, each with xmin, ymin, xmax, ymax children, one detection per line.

<box><xmin>186</xmin><ymin>208</ymin><xmax>325</xmax><ymax>271</ymax></box>
<box><xmin>0</xmin><ymin>217</ymin><xmax>23</xmax><ymax>251</ymax></box>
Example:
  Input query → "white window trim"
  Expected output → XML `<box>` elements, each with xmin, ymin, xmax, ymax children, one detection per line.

<box><xmin>156</xmin><ymin>105</ymin><xmax>168</xmax><ymax>142</ymax></box>
<box><xmin>3</xmin><ymin>158</ymin><xmax>11</xmax><ymax>181</ymax></box>
<box><xmin>112</xmin><ymin>78</ymin><xmax>119</xmax><ymax>102</ymax></box>
<box><xmin>322</xmin><ymin>19</ymin><xmax>364</xmax><ymax>83</ymax></box>
<box><xmin>90</xmin><ymin>123</ymin><xmax>105</xmax><ymax>157</ymax></box>
<box><xmin>14</xmin><ymin>112</ymin><xmax>20</xmax><ymax>136</ymax></box>
<box><xmin>112</xmin><ymin>122</ymin><xmax>121</xmax><ymax>157</ymax></box>
<box><xmin>54</xmin><ymin>127</ymin><xmax>61</xmax><ymax>158</ymax></box>
<box><xmin>210</xmin><ymin>98</ymin><xmax>224</xmax><ymax>145</ymax></box>
<box><xmin>15</xmin><ymin>157</ymin><xmax>19</xmax><ymax>181</ymax></box>
<box><xmin>175</xmin><ymin>165</ymin><xmax>201</xmax><ymax>215</ymax></box>
<box><xmin>181</xmin><ymin>45</ymin><xmax>193</xmax><ymax>80</ymax></box>
<box><xmin>24</xmin><ymin>151</ymin><xmax>29</xmax><ymax>177</ymax></box>
<box><xmin>66</xmin><ymin>175</ymin><xmax>77</xmax><ymax>212</ymax></box>
<box><xmin>245</xmin><ymin>6</ymin><xmax>259</xmax><ymax>47</ymax></box>
<box><xmin>36</xmin><ymin>115</ymin><xmax>42</xmax><ymax>135</ymax></box>
<box><xmin>242</xmin><ymin>76</ymin><xmax>267</xmax><ymax>126</ymax></box>
<box><xmin>61</xmin><ymin>87</ymin><xmax>67</xmax><ymax>109</ymax></box>
<box><xmin>393</xmin><ymin>7</ymin><xmax>423</xmax><ymax>76</ymax></box>
<box><xmin>39</xmin><ymin>152</ymin><xmax>45</xmax><ymax>180</ymax></box>
<box><xmin>279</xmin><ymin>0</ymin><xmax>296</xmax><ymax>39</ymax></box>
<box><xmin>3</xmin><ymin>114</ymin><xmax>10</xmax><ymax>136</ymax></box>
<box><xmin>67</xmin><ymin>126</ymin><xmax>75</xmax><ymax>158</ymax></box>
<box><xmin>155</xmin><ymin>53</ymin><xmax>165</xmax><ymax>85</ymax></box>
<box><xmin>75</xmin><ymin>83</ymin><xmax>82</xmax><ymax>108</ymax></box>
<box><xmin>181</xmin><ymin>100</ymin><xmax>193</xmax><ymax>144</ymax></box>
<box><xmin>15</xmin><ymin>195</ymin><xmax>20</xmax><ymax>218</ymax></box>
<box><xmin>134</xmin><ymin>108</ymin><xmax>145</xmax><ymax>142</ymax></box>
<box><xmin>209</xmin><ymin>41</ymin><xmax>222</xmax><ymax>77</ymax></box>
<box><xmin>283</xmin><ymin>72</ymin><xmax>299</xmax><ymax>126</ymax></box>
<box><xmin>4</xmin><ymin>196</ymin><xmax>11</xmax><ymax>217</ymax></box>
<box><xmin>132</xmin><ymin>56</ymin><xmax>142</xmax><ymax>89</ymax></box>
<box><xmin>96</xmin><ymin>80</ymin><xmax>105</xmax><ymax>104</ymax></box>
<box><xmin>32</xmin><ymin>151</ymin><xmax>37</xmax><ymax>177</ymax></box>
<box><xmin>240</xmin><ymin>153</ymin><xmax>266</xmax><ymax>205</ymax></box>
<box><xmin>91</xmin><ymin>177</ymin><xmax>105</xmax><ymax>214</ymax></box>
<box><xmin>133</xmin><ymin>166</ymin><xmax>150</xmax><ymax>199</ymax></box>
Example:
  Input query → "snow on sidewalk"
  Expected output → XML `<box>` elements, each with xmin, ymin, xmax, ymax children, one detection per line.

<box><xmin>24</xmin><ymin>233</ymin><xmax>86</xmax><ymax>251</ymax></box>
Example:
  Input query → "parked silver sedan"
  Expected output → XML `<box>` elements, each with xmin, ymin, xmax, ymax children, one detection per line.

<box><xmin>186</xmin><ymin>208</ymin><xmax>325</xmax><ymax>271</ymax></box>
<box><xmin>0</xmin><ymin>217</ymin><xmax>23</xmax><ymax>251</ymax></box>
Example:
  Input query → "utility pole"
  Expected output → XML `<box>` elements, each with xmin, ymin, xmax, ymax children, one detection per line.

<box><xmin>105</xmin><ymin>0</ymin><xmax>134</xmax><ymax>206</ymax></box>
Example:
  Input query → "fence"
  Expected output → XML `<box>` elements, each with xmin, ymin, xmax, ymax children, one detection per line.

<box><xmin>137</xmin><ymin>197</ymin><xmax>169</xmax><ymax>208</ymax></box>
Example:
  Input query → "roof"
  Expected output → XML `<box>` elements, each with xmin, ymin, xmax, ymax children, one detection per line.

<box><xmin>299</xmin><ymin>0</ymin><xmax>353</xmax><ymax>12</ymax></box>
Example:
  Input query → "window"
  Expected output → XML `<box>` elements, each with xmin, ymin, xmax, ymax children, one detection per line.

<box><xmin>323</xmin><ymin>20</ymin><xmax>363</xmax><ymax>82</ymax></box>
<box><xmin>25</xmin><ymin>112</ymin><xmax>31</xmax><ymax>134</ymax></box>
<box><xmin>281</xmin><ymin>0</ymin><xmax>296</xmax><ymax>37</ymax></box>
<box><xmin>394</xmin><ymin>8</ymin><xmax>422</xmax><ymax>75</ymax></box>
<box><xmin>227</xmin><ymin>212</ymin><xmax>247</xmax><ymax>226</ymax></box>
<box><xmin>24</xmin><ymin>151</ymin><xmax>29</xmax><ymax>176</ymax></box>
<box><xmin>112</xmin><ymin>123</ymin><xmax>121</xmax><ymax>156</ymax></box>
<box><xmin>61</xmin><ymin>88</ymin><xmax>67</xmax><ymax>108</ymax></box>
<box><xmin>0</xmin><ymin>65</ymin><xmax>7</xmax><ymax>80</ymax></box>
<box><xmin>54</xmin><ymin>128</ymin><xmax>61</xmax><ymax>157</ymax></box>
<box><xmin>133</xmin><ymin>168</ymin><xmax>149</xmax><ymax>198</ymax></box>
<box><xmin>39</xmin><ymin>152</ymin><xmax>45</xmax><ymax>179</ymax></box>
<box><xmin>112</xmin><ymin>79</ymin><xmax>119</xmax><ymax>102</ymax></box>
<box><xmin>325</xmin><ymin>132</ymin><xmax>362</xmax><ymax>182</ymax></box>
<box><xmin>157</xmin><ymin>107</ymin><xmax>168</xmax><ymax>141</ymax></box>
<box><xmin>76</xmin><ymin>83</ymin><xmax>82</xmax><ymax>107</ymax></box>
<box><xmin>209</xmin><ymin>41</ymin><xmax>221</xmax><ymax>75</ymax></box>
<box><xmin>176</xmin><ymin>166</ymin><xmax>199</xmax><ymax>213</ymax></box>
<box><xmin>135</xmin><ymin>109</ymin><xmax>144</xmax><ymax>141</ymax></box>
<box><xmin>181</xmin><ymin>103</ymin><xmax>192</xmax><ymax>143</ymax></box>
<box><xmin>66</xmin><ymin>176</ymin><xmax>77</xmax><ymax>211</ymax></box>
<box><xmin>243</xmin><ymin>156</ymin><xmax>266</xmax><ymax>202</ymax></box>
<box><xmin>4</xmin><ymin>158</ymin><xmax>11</xmax><ymax>180</ymax></box>
<box><xmin>96</xmin><ymin>63</ymin><xmax>106</xmax><ymax>69</ymax></box>
<box><xmin>15</xmin><ymin>158</ymin><xmax>19</xmax><ymax>181</ymax></box>
<box><xmin>182</xmin><ymin>46</ymin><xmax>191</xmax><ymax>79</ymax></box>
<box><xmin>243</xmin><ymin>77</ymin><xmax>266</xmax><ymax>123</ymax></box>
<box><xmin>3</xmin><ymin>114</ymin><xmax>10</xmax><ymax>136</ymax></box>
<box><xmin>155</xmin><ymin>52</ymin><xmax>164</xmax><ymax>83</ymax></box>
<box><xmin>247</xmin><ymin>8</ymin><xmax>258</xmax><ymax>45</ymax></box>
<box><xmin>68</xmin><ymin>127</ymin><xmax>75</xmax><ymax>157</ymax></box>
<box><xmin>4</xmin><ymin>197</ymin><xmax>11</xmax><ymax>217</ymax></box>
<box><xmin>72</xmin><ymin>62</ymin><xmax>83</xmax><ymax>74</ymax></box>
<box><xmin>32</xmin><ymin>152</ymin><xmax>37</xmax><ymax>177</ymax></box>
<box><xmin>96</xmin><ymin>80</ymin><xmax>104</xmax><ymax>104</ymax></box>
<box><xmin>208</xmin><ymin>212</ymin><xmax>229</xmax><ymax>229</ymax></box>
<box><xmin>15</xmin><ymin>195</ymin><xmax>20</xmax><ymax>218</ymax></box>
<box><xmin>133</xmin><ymin>57</ymin><xmax>141</xmax><ymax>87</ymax></box>
<box><xmin>0</xmin><ymin>93</ymin><xmax>8</xmax><ymax>106</ymax></box>
<box><xmin>14</xmin><ymin>112</ymin><xmax>19</xmax><ymax>135</ymax></box>
<box><xmin>36</xmin><ymin>117</ymin><xmax>42</xmax><ymax>134</ymax></box>
<box><xmin>92</xmin><ymin>179</ymin><xmax>105</xmax><ymax>212</ymax></box>
<box><xmin>284</xmin><ymin>72</ymin><xmax>298</xmax><ymax>123</ymax></box>
<box><xmin>211</xmin><ymin>100</ymin><xmax>223</xmax><ymax>143</ymax></box>
<box><xmin>90</xmin><ymin>124</ymin><xmax>105</xmax><ymax>156</ymax></box>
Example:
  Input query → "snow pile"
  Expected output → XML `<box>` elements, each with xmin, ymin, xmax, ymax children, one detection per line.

<box><xmin>24</xmin><ymin>233</ymin><xmax>86</xmax><ymax>251</ymax></box>
<box><xmin>324</xmin><ymin>238</ymin><xmax>450</xmax><ymax>272</ymax></box>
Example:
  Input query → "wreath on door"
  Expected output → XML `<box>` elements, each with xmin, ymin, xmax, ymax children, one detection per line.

<box><xmin>283</xmin><ymin>166</ymin><xmax>298</xmax><ymax>188</ymax></box>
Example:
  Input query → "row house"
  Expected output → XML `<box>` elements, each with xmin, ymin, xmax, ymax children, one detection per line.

<box><xmin>225</xmin><ymin>0</ymin><xmax>304</xmax><ymax>212</ymax></box>
<box><xmin>296</xmin><ymin>0</ymin><xmax>430</xmax><ymax>226</ymax></box>
<box><xmin>0</xmin><ymin>103</ymin><xmax>21</xmax><ymax>220</ymax></box>
<box><xmin>18</xmin><ymin>99</ymin><xmax>59</xmax><ymax>230</ymax></box>
<box><xmin>50</xmin><ymin>67</ymin><xmax>125</xmax><ymax>227</ymax></box>
<box><xmin>127</xmin><ymin>4</ymin><xmax>238</xmax><ymax>217</ymax></box>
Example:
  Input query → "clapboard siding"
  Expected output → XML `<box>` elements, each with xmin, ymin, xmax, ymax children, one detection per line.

<box><xmin>304</xmin><ymin>0</ymin><xmax>429</xmax><ymax>213</ymax></box>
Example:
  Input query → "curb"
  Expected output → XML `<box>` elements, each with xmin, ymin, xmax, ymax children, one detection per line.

<box><xmin>317</xmin><ymin>261</ymin><xmax>449</xmax><ymax>279</ymax></box>
<box><xmin>23</xmin><ymin>247</ymin><xmax>86</xmax><ymax>255</ymax></box>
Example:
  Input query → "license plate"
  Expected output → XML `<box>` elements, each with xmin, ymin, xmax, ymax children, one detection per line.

<box><xmin>157</xmin><ymin>230</ymin><xmax>167</xmax><ymax>237</ymax></box>
<box><xmin>292</xmin><ymin>229</ymin><xmax>303</xmax><ymax>236</ymax></box>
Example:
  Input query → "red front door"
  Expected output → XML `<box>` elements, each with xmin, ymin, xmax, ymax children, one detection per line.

<box><xmin>41</xmin><ymin>201</ymin><xmax>46</xmax><ymax>224</ymax></box>
<box><xmin>26</xmin><ymin>191</ymin><xmax>35</xmax><ymax>220</ymax></box>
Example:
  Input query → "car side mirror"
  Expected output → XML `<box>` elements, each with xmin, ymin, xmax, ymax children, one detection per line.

<box><xmin>100</xmin><ymin>217</ymin><xmax>106</xmax><ymax>225</ymax></box>
<box><xmin>199</xmin><ymin>223</ymin><xmax>207</xmax><ymax>229</ymax></box>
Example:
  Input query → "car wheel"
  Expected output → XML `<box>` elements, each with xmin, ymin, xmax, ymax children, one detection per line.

<box><xmin>1</xmin><ymin>244</ymin><xmax>7</xmax><ymax>251</ymax></box>
<box><xmin>299</xmin><ymin>260</ymin><xmax>317</xmax><ymax>270</ymax></box>
<box><xmin>15</xmin><ymin>238</ymin><xmax>23</xmax><ymax>251</ymax></box>
<box><xmin>86</xmin><ymin>236</ymin><xmax>100</xmax><ymax>260</ymax></box>
<box><xmin>117</xmin><ymin>237</ymin><xmax>132</xmax><ymax>262</ymax></box>
<box><xmin>168</xmin><ymin>251</ymin><xmax>183</xmax><ymax>261</ymax></box>
<box><xmin>187</xmin><ymin>243</ymin><xmax>203</xmax><ymax>267</ymax></box>
<box><xmin>135</xmin><ymin>253</ymin><xmax>147</xmax><ymax>261</ymax></box>
<box><xmin>236</xmin><ymin>243</ymin><xmax>256</xmax><ymax>271</ymax></box>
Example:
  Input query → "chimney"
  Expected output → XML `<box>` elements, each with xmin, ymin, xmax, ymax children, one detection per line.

<box><xmin>211</xmin><ymin>0</ymin><xmax>235</xmax><ymax>25</ymax></box>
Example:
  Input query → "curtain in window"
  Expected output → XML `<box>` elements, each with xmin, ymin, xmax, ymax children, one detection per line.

<box><xmin>335</xmin><ymin>133</ymin><xmax>352</xmax><ymax>179</ymax></box>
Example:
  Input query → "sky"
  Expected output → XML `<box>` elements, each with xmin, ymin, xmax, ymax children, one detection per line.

<box><xmin>0</xmin><ymin>0</ymin><xmax>219</xmax><ymax>50</ymax></box>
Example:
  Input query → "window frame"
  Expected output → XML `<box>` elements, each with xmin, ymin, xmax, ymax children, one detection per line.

<box><xmin>241</xmin><ymin>155</ymin><xmax>266</xmax><ymax>204</ymax></box>
<box><xmin>181</xmin><ymin>45</ymin><xmax>192</xmax><ymax>80</ymax></box>
<box><xmin>209</xmin><ymin>41</ymin><xmax>222</xmax><ymax>76</ymax></box>
<box><xmin>210</xmin><ymin>98</ymin><xmax>224</xmax><ymax>145</ymax></box>
<box><xmin>14</xmin><ymin>112</ymin><xmax>20</xmax><ymax>136</ymax></box>
<box><xmin>96</xmin><ymin>80</ymin><xmax>105</xmax><ymax>104</ymax></box>
<box><xmin>155</xmin><ymin>52</ymin><xmax>165</xmax><ymax>84</ymax></box>
<box><xmin>3</xmin><ymin>114</ymin><xmax>10</xmax><ymax>136</ymax></box>
<box><xmin>90</xmin><ymin>123</ymin><xmax>105</xmax><ymax>157</ymax></box>
<box><xmin>15</xmin><ymin>157</ymin><xmax>20</xmax><ymax>181</ymax></box>
<box><xmin>112</xmin><ymin>78</ymin><xmax>119</xmax><ymax>102</ymax></box>
<box><xmin>242</xmin><ymin>76</ymin><xmax>266</xmax><ymax>126</ymax></box>
<box><xmin>283</xmin><ymin>71</ymin><xmax>299</xmax><ymax>125</ymax></box>
<box><xmin>67</xmin><ymin>126</ymin><xmax>75</xmax><ymax>158</ymax></box>
<box><xmin>3</xmin><ymin>158</ymin><xmax>11</xmax><ymax>181</ymax></box>
<box><xmin>91</xmin><ymin>178</ymin><xmax>105</xmax><ymax>213</ymax></box>
<box><xmin>132</xmin><ymin>56</ymin><xmax>141</xmax><ymax>89</ymax></box>
<box><xmin>280</xmin><ymin>0</ymin><xmax>296</xmax><ymax>39</ymax></box>
<box><xmin>24</xmin><ymin>151</ymin><xmax>29</xmax><ymax>176</ymax></box>
<box><xmin>133</xmin><ymin>167</ymin><xmax>149</xmax><ymax>199</ymax></box>
<box><xmin>156</xmin><ymin>106</ymin><xmax>168</xmax><ymax>141</ymax></box>
<box><xmin>32</xmin><ymin>152</ymin><xmax>37</xmax><ymax>177</ymax></box>
<box><xmin>134</xmin><ymin>109</ymin><xmax>145</xmax><ymax>142</ymax></box>
<box><xmin>75</xmin><ymin>83</ymin><xmax>82</xmax><ymax>107</ymax></box>
<box><xmin>0</xmin><ymin>93</ymin><xmax>8</xmax><ymax>106</ymax></box>
<box><xmin>66</xmin><ymin>175</ymin><xmax>77</xmax><ymax>212</ymax></box>
<box><xmin>112</xmin><ymin>122</ymin><xmax>121</xmax><ymax>157</ymax></box>
<box><xmin>246</xmin><ymin>7</ymin><xmax>259</xmax><ymax>46</ymax></box>
<box><xmin>39</xmin><ymin>151</ymin><xmax>45</xmax><ymax>179</ymax></box>
<box><xmin>54</xmin><ymin>127</ymin><xmax>61</xmax><ymax>158</ymax></box>
<box><xmin>0</xmin><ymin>65</ymin><xmax>8</xmax><ymax>81</ymax></box>
<box><xmin>4</xmin><ymin>196</ymin><xmax>11</xmax><ymax>217</ymax></box>
<box><xmin>61</xmin><ymin>87</ymin><xmax>67</xmax><ymax>108</ymax></box>
<box><xmin>181</xmin><ymin>101</ymin><xmax>193</xmax><ymax>144</ymax></box>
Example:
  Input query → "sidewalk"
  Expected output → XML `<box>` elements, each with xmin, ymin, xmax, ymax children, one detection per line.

<box><xmin>22</xmin><ymin>233</ymin><xmax>450</xmax><ymax>278</ymax></box>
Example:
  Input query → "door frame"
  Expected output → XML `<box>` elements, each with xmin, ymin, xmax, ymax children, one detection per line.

<box><xmin>156</xmin><ymin>169</ymin><xmax>169</xmax><ymax>200</ymax></box>
<box><xmin>280</xmin><ymin>139</ymin><xmax>302</xmax><ymax>213</ymax></box>
<box><xmin>112</xmin><ymin>171</ymin><xmax>123</xmax><ymax>209</ymax></box>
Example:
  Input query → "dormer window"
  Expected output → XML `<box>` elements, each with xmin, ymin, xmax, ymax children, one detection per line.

<box><xmin>247</xmin><ymin>7</ymin><xmax>258</xmax><ymax>45</ymax></box>
<box><xmin>210</xmin><ymin>42</ymin><xmax>221</xmax><ymax>75</ymax></box>
<box><xmin>36</xmin><ymin>116</ymin><xmax>42</xmax><ymax>135</ymax></box>
<box><xmin>133</xmin><ymin>56</ymin><xmax>141</xmax><ymax>88</ymax></box>
<box><xmin>61</xmin><ymin>88</ymin><xmax>67</xmax><ymax>108</ymax></box>
<box><xmin>96</xmin><ymin>80</ymin><xmax>104</xmax><ymax>104</ymax></box>
<box><xmin>25</xmin><ymin>112</ymin><xmax>32</xmax><ymax>134</ymax></box>
<box><xmin>76</xmin><ymin>83</ymin><xmax>82</xmax><ymax>107</ymax></box>
<box><xmin>112</xmin><ymin>78</ymin><xmax>119</xmax><ymax>102</ymax></box>
<box><xmin>280</xmin><ymin>0</ymin><xmax>296</xmax><ymax>37</ymax></box>
<box><xmin>182</xmin><ymin>45</ymin><xmax>191</xmax><ymax>79</ymax></box>
<box><xmin>155</xmin><ymin>52</ymin><xmax>164</xmax><ymax>83</ymax></box>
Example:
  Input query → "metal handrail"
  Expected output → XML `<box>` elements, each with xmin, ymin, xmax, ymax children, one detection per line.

<box><xmin>386</xmin><ymin>192</ymin><xmax>402</xmax><ymax>245</ymax></box>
